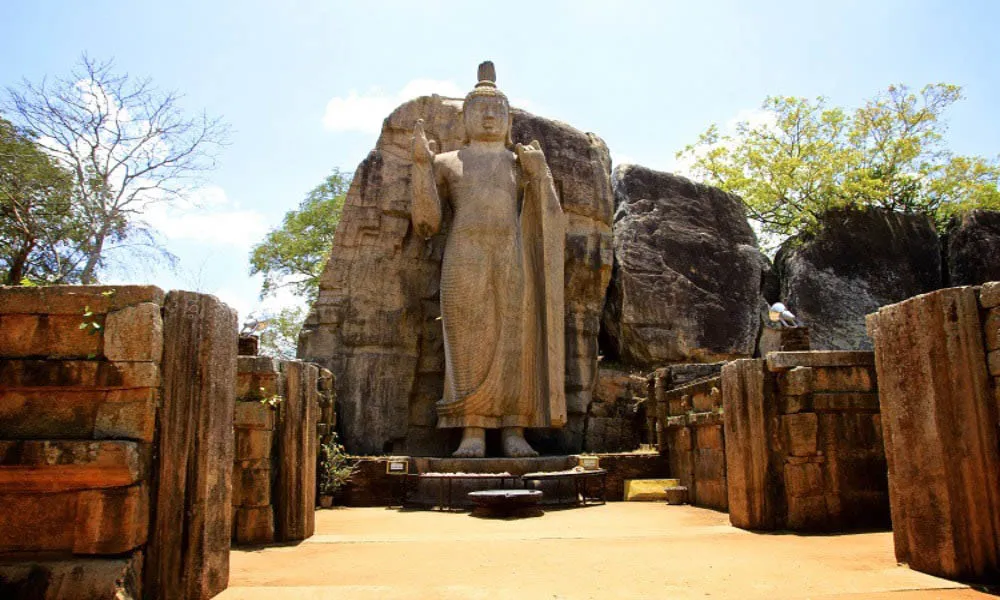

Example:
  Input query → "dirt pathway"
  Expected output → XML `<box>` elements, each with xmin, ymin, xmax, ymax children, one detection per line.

<box><xmin>219</xmin><ymin>504</ymin><xmax>993</xmax><ymax>599</ymax></box>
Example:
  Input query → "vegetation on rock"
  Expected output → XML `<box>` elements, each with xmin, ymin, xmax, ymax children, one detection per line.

<box><xmin>679</xmin><ymin>84</ymin><xmax>1000</xmax><ymax>246</ymax></box>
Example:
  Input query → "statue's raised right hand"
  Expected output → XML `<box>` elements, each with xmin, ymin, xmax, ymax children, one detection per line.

<box><xmin>413</xmin><ymin>119</ymin><xmax>437</xmax><ymax>164</ymax></box>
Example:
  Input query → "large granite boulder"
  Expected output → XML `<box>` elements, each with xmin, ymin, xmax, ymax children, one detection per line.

<box><xmin>299</xmin><ymin>95</ymin><xmax>613</xmax><ymax>455</ymax></box>
<box><xmin>776</xmin><ymin>207</ymin><xmax>941</xmax><ymax>350</ymax></box>
<box><xmin>945</xmin><ymin>209</ymin><xmax>1000</xmax><ymax>286</ymax></box>
<box><xmin>601</xmin><ymin>165</ymin><xmax>764</xmax><ymax>367</ymax></box>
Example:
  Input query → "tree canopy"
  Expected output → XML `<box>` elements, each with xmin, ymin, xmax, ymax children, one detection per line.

<box><xmin>3</xmin><ymin>54</ymin><xmax>229</xmax><ymax>283</ymax></box>
<box><xmin>678</xmin><ymin>84</ymin><xmax>1000</xmax><ymax>245</ymax></box>
<box><xmin>0</xmin><ymin>116</ymin><xmax>87</xmax><ymax>284</ymax></box>
<box><xmin>249</xmin><ymin>168</ymin><xmax>350</xmax><ymax>302</ymax></box>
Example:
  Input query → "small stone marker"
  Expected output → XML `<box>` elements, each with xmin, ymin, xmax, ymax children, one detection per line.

<box><xmin>624</xmin><ymin>478</ymin><xmax>681</xmax><ymax>501</ymax></box>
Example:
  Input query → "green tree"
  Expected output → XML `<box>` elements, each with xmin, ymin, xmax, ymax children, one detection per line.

<box><xmin>249</xmin><ymin>305</ymin><xmax>308</xmax><ymax>359</ymax></box>
<box><xmin>4</xmin><ymin>54</ymin><xmax>229</xmax><ymax>283</ymax></box>
<box><xmin>678</xmin><ymin>84</ymin><xmax>1000</xmax><ymax>245</ymax></box>
<box><xmin>0</xmin><ymin>116</ymin><xmax>88</xmax><ymax>284</ymax></box>
<box><xmin>249</xmin><ymin>168</ymin><xmax>350</xmax><ymax>302</ymax></box>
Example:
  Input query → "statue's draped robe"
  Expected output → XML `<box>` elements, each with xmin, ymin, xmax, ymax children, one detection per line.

<box><xmin>412</xmin><ymin>150</ymin><xmax>566</xmax><ymax>430</ymax></box>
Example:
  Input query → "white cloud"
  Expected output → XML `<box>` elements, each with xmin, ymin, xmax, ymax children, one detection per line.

<box><xmin>141</xmin><ymin>185</ymin><xmax>269</xmax><ymax>251</ymax></box>
<box><xmin>322</xmin><ymin>79</ymin><xmax>465</xmax><ymax>134</ymax></box>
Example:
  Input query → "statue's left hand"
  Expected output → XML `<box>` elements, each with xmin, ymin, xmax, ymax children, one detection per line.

<box><xmin>516</xmin><ymin>140</ymin><xmax>547</xmax><ymax>180</ymax></box>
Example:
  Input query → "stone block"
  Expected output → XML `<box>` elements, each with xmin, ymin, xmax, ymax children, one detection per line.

<box><xmin>146</xmin><ymin>291</ymin><xmax>236</xmax><ymax>600</ymax></box>
<box><xmin>696</xmin><ymin>424</ymin><xmax>724</xmax><ymax>450</ymax></box>
<box><xmin>104</xmin><ymin>302</ymin><xmax>163</xmax><ymax>362</ymax></box>
<box><xmin>0</xmin><ymin>554</ymin><xmax>143</xmax><ymax>600</ymax></box>
<box><xmin>0</xmin><ymin>388</ymin><xmax>156</xmax><ymax>441</ymax></box>
<box><xmin>0</xmin><ymin>484</ymin><xmax>147</xmax><ymax>555</ymax></box>
<box><xmin>0</xmin><ymin>360</ymin><xmax>159</xmax><ymax>389</ymax></box>
<box><xmin>986</xmin><ymin>308</ymin><xmax>1000</xmax><ymax>350</ymax></box>
<box><xmin>784</xmin><ymin>461</ymin><xmax>825</xmax><ymax>498</ymax></box>
<box><xmin>868</xmin><ymin>286</ymin><xmax>1000</xmax><ymax>581</ymax></box>
<box><xmin>767</xmin><ymin>351</ymin><xmax>874</xmax><ymax>371</ymax></box>
<box><xmin>234</xmin><ymin>401</ymin><xmax>275</xmax><ymax>430</ymax></box>
<box><xmin>0</xmin><ymin>285</ymin><xmax>164</xmax><ymax>315</ymax></box>
<box><xmin>981</xmin><ymin>281</ymin><xmax>1000</xmax><ymax>309</ymax></box>
<box><xmin>691</xmin><ymin>390</ymin><xmax>717</xmax><ymax>412</ymax></box>
<box><xmin>811</xmin><ymin>366</ymin><xmax>876</xmax><ymax>392</ymax></box>
<box><xmin>778</xmin><ymin>367</ymin><xmax>813</xmax><ymax>396</ymax></box>
<box><xmin>233</xmin><ymin>467</ymin><xmax>271</xmax><ymax>507</ymax></box>
<box><xmin>273</xmin><ymin>360</ymin><xmax>318</xmax><ymax>543</ymax></box>
<box><xmin>779</xmin><ymin>393</ymin><xmax>811</xmax><ymax>414</ymax></box>
<box><xmin>786</xmin><ymin>494</ymin><xmax>829</xmax><ymax>530</ymax></box>
<box><xmin>783</xmin><ymin>413</ymin><xmax>818</xmax><ymax>456</ymax></box>
<box><xmin>0</xmin><ymin>313</ymin><xmax>103</xmax><ymax>359</ymax></box>
<box><xmin>624</xmin><ymin>478</ymin><xmax>681</xmax><ymax>501</ymax></box>
<box><xmin>233</xmin><ymin>506</ymin><xmax>275</xmax><ymax>545</ymax></box>
<box><xmin>0</xmin><ymin>440</ymin><xmax>148</xmax><ymax>492</ymax></box>
<box><xmin>811</xmin><ymin>392</ymin><xmax>880</xmax><ymax>412</ymax></box>
<box><xmin>989</xmin><ymin>350</ymin><xmax>1000</xmax><ymax>376</ymax></box>
<box><xmin>723</xmin><ymin>359</ymin><xmax>783</xmax><ymax>530</ymax></box>
<box><xmin>236</xmin><ymin>369</ymin><xmax>280</xmax><ymax>401</ymax></box>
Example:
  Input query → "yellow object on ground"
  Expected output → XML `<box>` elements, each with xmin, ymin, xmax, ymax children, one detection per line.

<box><xmin>624</xmin><ymin>478</ymin><xmax>681</xmax><ymax>501</ymax></box>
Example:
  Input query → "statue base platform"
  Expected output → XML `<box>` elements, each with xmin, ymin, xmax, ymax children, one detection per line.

<box><xmin>412</xmin><ymin>455</ymin><xmax>576</xmax><ymax>477</ymax></box>
<box><xmin>404</xmin><ymin>455</ymin><xmax>602</xmax><ymax>509</ymax></box>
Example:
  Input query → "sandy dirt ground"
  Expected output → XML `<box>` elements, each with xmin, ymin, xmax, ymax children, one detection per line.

<box><xmin>219</xmin><ymin>504</ymin><xmax>996</xmax><ymax>599</ymax></box>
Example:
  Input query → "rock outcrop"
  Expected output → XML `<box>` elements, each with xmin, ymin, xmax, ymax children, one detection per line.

<box><xmin>945</xmin><ymin>209</ymin><xmax>1000</xmax><ymax>286</ymax></box>
<box><xmin>601</xmin><ymin>165</ymin><xmax>763</xmax><ymax>367</ymax></box>
<box><xmin>299</xmin><ymin>95</ymin><xmax>613</xmax><ymax>455</ymax></box>
<box><xmin>775</xmin><ymin>207</ymin><xmax>941</xmax><ymax>351</ymax></box>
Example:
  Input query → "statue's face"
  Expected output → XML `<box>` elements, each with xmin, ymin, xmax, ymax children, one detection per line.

<box><xmin>464</xmin><ymin>96</ymin><xmax>509</xmax><ymax>143</ymax></box>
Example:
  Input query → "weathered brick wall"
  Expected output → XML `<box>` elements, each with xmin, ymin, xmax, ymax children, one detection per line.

<box><xmin>231</xmin><ymin>355</ymin><xmax>321</xmax><ymax>545</ymax></box>
<box><xmin>867</xmin><ymin>284</ymin><xmax>1000</xmax><ymax>582</ymax></box>
<box><xmin>723</xmin><ymin>351</ymin><xmax>888</xmax><ymax>532</ymax></box>
<box><xmin>0</xmin><ymin>286</ymin><xmax>236</xmax><ymax>600</ymax></box>
<box><xmin>659</xmin><ymin>376</ymin><xmax>727</xmax><ymax>511</ymax></box>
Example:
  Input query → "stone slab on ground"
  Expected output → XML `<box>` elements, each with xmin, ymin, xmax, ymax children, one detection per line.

<box><xmin>623</xmin><ymin>478</ymin><xmax>681</xmax><ymax>501</ymax></box>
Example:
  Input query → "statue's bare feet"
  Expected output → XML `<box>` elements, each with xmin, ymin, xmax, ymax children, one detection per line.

<box><xmin>502</xmin><ymin>427</ymin><xmax>539</xmax><ymax>457</ymax></box>
<box><xmin>453</xmin><ymin>427</ymin><xmax>486</xmax><ymax>458</ymax></box>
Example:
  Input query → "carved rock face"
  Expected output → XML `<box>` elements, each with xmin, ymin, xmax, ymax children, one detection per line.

<box><xmin>601</xmin><ymin>165</ymin><xmax>764</xmax><ymax>367</ymax></box>
<box><xmin>299</xmin><ymin>95</ymin><xmax>613</xmax><ymax>455</ymax></box>
<box><xmin>776</xmin><ymin>207</ymin><xmax>942</xmax><ymax>351</ymax></box>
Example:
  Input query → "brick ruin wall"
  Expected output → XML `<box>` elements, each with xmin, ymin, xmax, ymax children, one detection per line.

<box><xmin>232</xmin><ymin>356</ymin><xmax>330</xmax><ymax>546</ymax></box>
<box><xmin>722</xmin><ymin>351</ymin><xmax>888</xmax><ymax>532</ymax></box>
<box><xmin>0</xmin><ymin>286</ymin><xmax>236</xmax><ymax>600</ymax></box>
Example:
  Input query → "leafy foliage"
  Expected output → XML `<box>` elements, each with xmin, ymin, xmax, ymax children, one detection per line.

<box><xmin>249</xmin><ymin>168</ymin><xmax>350</xmax><ymax>302</ymax></box>
<box><xmin>678</xmin><ymin>84</ymin><xmax>1000</xmax><ymax>245</ymax></box>
<box><xmin>253</xmin><ymin>305</ymin><xmax>307</xmax><ymax>359</ymax></box>
<box><xmin>318</xmin><ymin>433</ymin><xmax>355</xmax><ymax>497</ymax></box>
<box><xmin>0</xmin><ymin>116</ymin><xmax>87</xmax><ymax>284</ymax></box>
<box><xmin>4</xmin><ymin>54</ymin><xmax>229</xmax><ymax>283</ymax></box>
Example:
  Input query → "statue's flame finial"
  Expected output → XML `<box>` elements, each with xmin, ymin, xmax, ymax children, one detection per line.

<box><xmin>478</xmin><ymin>61</ymin><xmax>496</xmax><ymax>84</ymax></box>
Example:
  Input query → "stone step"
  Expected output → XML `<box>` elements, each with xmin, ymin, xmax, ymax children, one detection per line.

<box><xmin>0</xmin><ymin>440</ymin><xmax>148</xmax><ymax>492</ymax></box>
<box><xmin>624</xmin><ymin>478</ymin><xmax>681</xmax><ymax>501</ymax></box>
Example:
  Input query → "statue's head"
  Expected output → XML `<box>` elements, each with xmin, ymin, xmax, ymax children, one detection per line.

<box><xmin>463</xmin><ymin>61</ymin><xmax>512</xmax><ymax>146</ymax></box>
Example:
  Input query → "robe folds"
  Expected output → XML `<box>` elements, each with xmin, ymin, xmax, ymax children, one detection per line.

<box><xmin>411</xmin><ymin>149</ymin><xmax>566</xmax><ymax>430</ymax></box>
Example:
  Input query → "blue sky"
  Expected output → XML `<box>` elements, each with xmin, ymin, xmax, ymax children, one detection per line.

<box><xmin>3</xmin><ymin>1</ymin><xmax>999</xmax><ymax>319</ymax></box>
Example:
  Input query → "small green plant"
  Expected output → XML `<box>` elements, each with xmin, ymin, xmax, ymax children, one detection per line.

<box><xmin>19</xmin><ymin>277</ymin><xmax>37</xmax><ymax>287</ymax></box>
<box><xmin>258</xmin><ymin>386</ymin><xmax>284</xmax><ymax>408</ymax></box>
<box><xmin>318</xmin><ymin>433</ymin><xmax>355</xmax><ymax>497</ymax></box>
<box><xmin>79</xmin><ymin>306</ymin><xmax>102</xmax><ymax>335</ymax></box>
